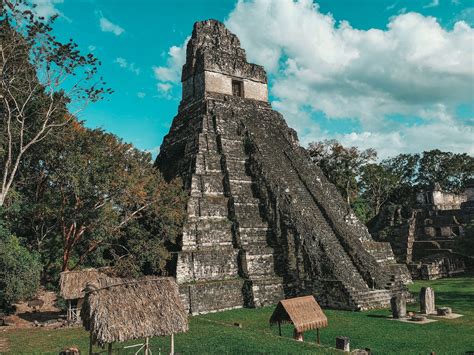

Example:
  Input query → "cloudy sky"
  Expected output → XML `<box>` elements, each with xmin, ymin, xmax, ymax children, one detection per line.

<box><xmin>37</xmin><ymin>0</ymin><xmax>473</xmax><ymax>158</ymax></box>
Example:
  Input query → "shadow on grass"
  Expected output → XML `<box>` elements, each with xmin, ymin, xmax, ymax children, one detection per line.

<box><xmin>17</xmin><ymin>311</ymin><xmax>62</xmax><ymax>323</ymax></box>
<box><xmin>366</xmin><ymin>314</ymin><xmax>390</xmax><ymax>319</ymax></box>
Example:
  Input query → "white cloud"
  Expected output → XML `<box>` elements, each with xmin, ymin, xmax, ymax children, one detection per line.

<box><xmin>157</xmin><ymin>83</ymin><xmax>172</xmax><ymax>93</ymax></box>
<box><xmin>114</xmin><ymin>57</ymin><xmax>140</xmax><ymax>75</ymax></box>
<box><xmin>25</xmin><ymin>0</ymin><xmax>65</xmax><ymax>20</ymax></box>
<box><xmin>157</xmin><ymin>0</ymin><xmax>473</xmax><ymax>157</ymax></box>
<box><xmin>335</xmin><ymin>120</ymin><xmax>474</xmax><ymax>158</ymax></box>
<box><xmin>99</xmin><ymin>17</ymin><xmax>124</xmax><ymax>36</ymax></box>
<box><xmin>137</xmin><ymin>92</ymin><xmax>146</xmax><ymax>98</ymax></box>
<box><xmin>152</xmin><ymin>36</ymin><xmax>190</xmax><ymax>97</ymax></box>
<box><xmin>115</xmin><ymin>57</ymin><xmax>127</xmax><ymax>68</ymax></box>
<box><xmin>423</xmin><ymin>0</ymin><xmax>440</xmax><ymax>8</ymax></box>
<box><xmin>88</xmin><ymin>45</ymin><xmax>96</xmax><ymax>52</ymax></box>
<box><xmin>223</xmin><ymin>0</ymin><xmax>473</xmax><ymax>157</ymax></box>
<box><xmin>455</xmin><ymin>7</ymin><xmax>474</xmax><ymax>26</ymax></box>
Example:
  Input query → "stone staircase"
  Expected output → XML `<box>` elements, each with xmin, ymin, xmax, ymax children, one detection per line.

<box><xmin>224</xmin><ymin>98</ymin><xmax>412</xmax><ymax>309</ymax></box>
<box><xmin>214</xmin><ymin>108</ymin><xmax>284</xmax><ymax>308</ymax></box>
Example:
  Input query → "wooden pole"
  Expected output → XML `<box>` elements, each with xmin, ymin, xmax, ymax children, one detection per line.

<box><xmin>170</xmin><ymin>333</ymin><xmax>175</xmax><ymax>355</ymax></box>
<box><xmin>145</xmin><ymin>337</ymin><xmax>149</xmax><ymax>355</ymax></box>
<box><xmin>68</xmin><ymin>300</ymin><xmax>71</xmax><ymax>322</ymax></box>
<box><xmin>316</xmin><ymin>328</ymin><xmax>320</xmax><ymax>345</ymax></box>
<box><xmin>107</xmin><ymin>343</ymin><xmax>112</xmax><ymax>355</ymax></box>
<box><xmin>278</xmin><ymin>322</ymin><xmax>281</xmax><ymax>336</ymax></box>
<box><xmin>89</xmin><ymin>332</ymin><xmax>93</xmax><ymax>355</ymax></box>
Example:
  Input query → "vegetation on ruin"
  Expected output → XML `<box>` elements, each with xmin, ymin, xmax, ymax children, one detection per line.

<box><xmin>1</xmin><ymin>277</ymin><xmax>473</xmax><ymax>354</ymax></box>
<box><xmin>308</xmin><ymin>140</ymin><xmax>474</xmax><ymax>223</ymax></box>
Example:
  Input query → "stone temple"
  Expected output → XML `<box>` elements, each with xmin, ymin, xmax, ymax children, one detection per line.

<box><xmin>156</xmin><ymin>19</ymin><xmax>412</xmax><ymax>315</ymax></box>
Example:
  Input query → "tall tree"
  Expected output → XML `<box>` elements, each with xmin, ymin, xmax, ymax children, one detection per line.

<box><xmin>18</xmin><ymin>120</ymin><xmax>184</xmax><ymax>270</ymax></box>
<box><xmin>307</xmin><ymin>139</ymin><xmax>377</xmax><ymax>205</ymax></box>
<box><xmin>0</xmin><ymin>0</ymin><xmax>111</xmax><ymax>206</ymax></box>
<box><xmin>360</xmin><ymin>163</ymin><xmax>399</xmax><ymax>217</ymax></box>
<box><xmin>11</xmin><ymin>120</ymin><xmax>186</xmax><ymax>273</ymax></box>
<box><xmin>417</xmin><ymin>150</ymin><xmax>473</xmax><ymax>192</ymax></box>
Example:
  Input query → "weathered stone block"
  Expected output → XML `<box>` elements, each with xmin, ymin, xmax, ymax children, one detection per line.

<box><xmin>436</xmin><ymin>307</ymin><xmax>452</xmax><ymax>316</ymax></box>
<box><xmin>180</xmin><ymin>279</ymin><xmax>245</xmax><ymax>315</ymax></box>
<box><xmin>420</xmin><ymin>287</ymin><xmax>435</xmax><ymax>314</ymax></box>
<box><xmin>336</xmin><ymin>336</ymin><xmax>350</xmax><ymax>352</ymax></box>
<box><xmin>176</xmin><ymin>249</ymin><xmax>239</xmax><ymax>283</ymax></box>
<box><xmin>390</xmin><ymin>294</ymin><xmax>406</xmax><ymax>319</ymax></box>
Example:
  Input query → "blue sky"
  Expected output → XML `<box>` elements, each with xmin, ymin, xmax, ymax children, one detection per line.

<box><xmin>34</xmin><ymin>0</ymin><xmax>473</xmax><ymax>158</ymax></box>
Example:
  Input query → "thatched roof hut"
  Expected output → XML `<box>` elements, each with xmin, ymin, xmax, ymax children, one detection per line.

<box><xmin>59</xmin><ymin>269</ymin><xmax>108</xmax><ymax>300</ymax></box>
<box><xmin>270</xmin><ymin>296</ymin><xmax>328</xmax><ymax>333</ymax></box>
<box><xmin>81</xmin><ymin>277</ymin><xmax>188</xmax><ymax>347</ymax></box>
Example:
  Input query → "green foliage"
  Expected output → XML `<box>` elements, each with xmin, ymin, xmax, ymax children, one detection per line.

<box><xmin>308</xmin><ymin>140</ymin><xmax>474</xmax><ymax>224</ymax></box>
<box><xmin>0</xmin><ymin>2</ymin><xmax>112</xmax><ymax>207</ymax></box>
<box><xmin>417</xmin><ymin>149</ymin><xmax>474</xmax><ymax>192</ymax></box>
<box><xmin>3</xmin><ymin>118</ymin><xmax>187</xmax><ymax>283</ymax></box>
<box><xmin>360</xmin><ymin>163</ymin><xmax>399</xmax><ymax>218</ymax></box>
<box><xmin>0</xmin><ymin>232</ymin><xmax>42</xmax><ymax>311</ymax></box>
<box><xmin>307</xmin><ymin>139</ymin><xmax>377</xmax><ymax>205</ymax></box>
<box><xmin>350</xmin><ymin>197</ymin><xmax>372</xmax><ymax>224</ymax></box>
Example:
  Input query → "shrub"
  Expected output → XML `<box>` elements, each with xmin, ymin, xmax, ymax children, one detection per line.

<box><xmin>0</xmin><ymin>233</ymin><xmax>42</xmax><ymax>311</ymax></box>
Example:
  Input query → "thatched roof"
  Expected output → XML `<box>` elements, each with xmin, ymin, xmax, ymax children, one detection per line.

<box><xmin>81</xmin><ymin>277</ymin><xmax>188</xmax><ymax>346</ymax></box>
<box><xmin>269</xmin><ymin>296</ymin><xmax>328</xmax><ymax>332</ymax></box>
<box><xmin>59</xmin><ymin>269</ymin><xmax>109</xmax><ymax>300</ymax></box>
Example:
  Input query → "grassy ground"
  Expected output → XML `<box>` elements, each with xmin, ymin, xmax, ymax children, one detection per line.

<box><xmin>2</xmin><ymin>277</ymin><xmax>473</xmax><ymax>354</ymax></box>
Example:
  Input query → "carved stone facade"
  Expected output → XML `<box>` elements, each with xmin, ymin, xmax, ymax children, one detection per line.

<box><xmin>372</xmin><ymin>182</ymin><xmax>474</xmax><ymax>280</ymax></box>
<box><xmin>416</xmin><ymin>183</ymin><xmax>467</xmax><ymax>211</ymax></box>
<box><xmin>156</xmin><ymin>20</ymin><xmax>411</xmax><ymax>315</ymax></box>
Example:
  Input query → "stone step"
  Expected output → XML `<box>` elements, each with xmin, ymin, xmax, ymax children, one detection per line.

<box><xmin>226</xmin><ymin>168</ymin><xmax>252</xmax><ymax>181</ymax></box>
<box><xmin>187</xmin><ymin>196</ymin><xmax>229</xmax><ymax>218</ymax></box>
<box><xmin>228</xmin><ymin>179</ymin><xmax>254</xmax><ymax>197</ymax></box>
<box><xmin>219</xmin><ymin>137</ymin><xmax>246</xmax><ymax>158</ymax></box>
<box><xmin>195</xmin><ymin>152</ymin><xmax>222</xmax><ymax>174</ymax></box>
<box><xmin>179</xmin><ymin>278</ymin><xmax>245</xmax><ymax>315</ymax></box>
<box><xmin>244</xmin><ymin>277</ymin><xmax>285</xmax><ymax>307</ymax></box>
<box><xmin>176</xmin><ymin>248</ymin><xmax>240</xmax><ymax>283</ymax></box>
<box><xmin>238</xmin><ymin>227</ymin><xmax>272</xmax><ymax>246</ymax></box>
<box><xmin>190</xmin><ymin>174</ymin><xmax>226</xmax><ymax>196</ymax></box>
<box><xmin>240</xmin><ymin>252</ymin><xmax>277</xmax><ymax>279</ymax></box>
<box><xmin>182</xmin><ymin>219</ymin><xmax>233</xmax><ymax>250</ymax></box>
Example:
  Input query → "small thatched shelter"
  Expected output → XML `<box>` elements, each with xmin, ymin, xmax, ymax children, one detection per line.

<box><xmin>81</xmin><ymin>277</ymin><xmax>188</xmax><ymax>354</ymax></box>
<box><xmin>270</xmin><ymin>296</ymin><xmax>328</xmax><ymax>343</ymax></box>
<box><xmin>59</xmin><ymin>268</ymin><xmax>109</xmax><ymax>322</ymax></box>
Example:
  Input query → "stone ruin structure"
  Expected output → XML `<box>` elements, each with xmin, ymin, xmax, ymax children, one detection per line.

<box><xmin>371</xmin><ymin>182</ymin><xmax>473</xmax><ymax>280</ymax></box>
<box><xmin>156</xmin><ymin>20</ymin><xmax>411</xmax><ymax>315</ymax></box>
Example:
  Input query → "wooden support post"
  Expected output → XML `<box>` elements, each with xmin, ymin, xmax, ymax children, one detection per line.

<box><xmin>278</xmin><ymin>322</ymin><xmax>281</xmax><ymax>337</ymax></box>
<box><xmin>316</xmin><ymin>328</ymin><xmax>320</xmax><ymax>345</ymax></box>
<box><xmin>145</xmin><ymin>337</ymin><xmax>149</xmax><ymax>355</ymax></box>
<box><xmin>89</xmin><ymin>332</ymin><xmax>93</xmax><ymax>355</ymax></box>
<box><xmin>68</xmin><ymin>300</ymin><xmax>71</xmax><ymax>322</ymax></box>
<box><xmin>170</xmin><ymin>333</ymin><xmax>175</xmax><ymax>355</ymax></box>
<box><xmin>107</xmin><ymin>343</ymin><xmax>112</xmax><ymax>355</ymax></box>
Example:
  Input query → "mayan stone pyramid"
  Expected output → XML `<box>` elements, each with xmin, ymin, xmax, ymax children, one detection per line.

<box><xmin>156</xmin><ymin>19</ymin><xmax>412</xmax><ymax>315</ymax></box>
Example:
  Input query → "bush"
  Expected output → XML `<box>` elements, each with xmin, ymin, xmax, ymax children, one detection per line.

<box><xmin>0</xmin><ymin>234</ymin><xmax>42</xmax><ymax>311</ymax></box>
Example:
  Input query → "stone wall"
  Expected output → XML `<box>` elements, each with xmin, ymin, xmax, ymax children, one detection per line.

<box><xmin>371</xmin><ymin>189</ymin><xmax>473</xmax><ymax>280</ymax></box>
<box><xmin>416</xmin><ymin>189</ymin><xmax>467</xmax><ymax>210</ymax></box>
<box><xmin>182</xmin><ymin>71</ymin><xmax>268</xmax><ymax>102</ymax></box>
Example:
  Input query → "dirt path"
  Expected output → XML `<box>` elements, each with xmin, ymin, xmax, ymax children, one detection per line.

<box><xmin>0</xmin><ymin>336</ymin><xmax>10</xmax><ymax>353</ymax></box>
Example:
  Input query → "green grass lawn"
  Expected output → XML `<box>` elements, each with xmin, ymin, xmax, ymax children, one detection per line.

<box><xmin>2</xmin><ymin>277</ymin><xmax>473</xmax><ymax>354</ymax></box>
